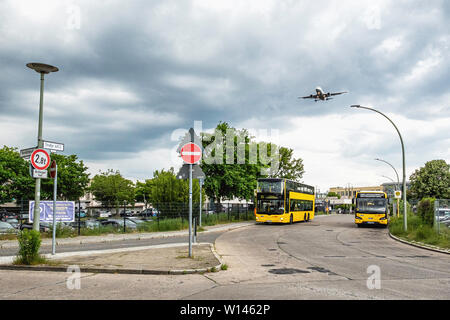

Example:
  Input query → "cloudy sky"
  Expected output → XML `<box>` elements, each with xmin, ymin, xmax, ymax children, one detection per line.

<box><xmin>0</xmin><ymin>0</ymin><xmax>448</xmax><ymax>193</ymax></box>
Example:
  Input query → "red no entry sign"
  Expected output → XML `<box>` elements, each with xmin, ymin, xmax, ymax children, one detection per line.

<box><xmin>49</xmin><ymin>160</ymin><xmax>57</xmax><ymax>179</ymax></box>
<box><xmin>30</xmin><ymin>148</ymin><xmax>51</xmax><ymax>170</ymax></box>
<box><xmin>180</xmin><ymin>143</ymin><xmax>202</xmax><ymax>164</ymax></box>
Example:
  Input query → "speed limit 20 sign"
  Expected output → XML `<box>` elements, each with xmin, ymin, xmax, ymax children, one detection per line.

<box><xmin>30</xmin><ymin>148</ymin><xmax>51</xmax><ymax>170</ymax></box>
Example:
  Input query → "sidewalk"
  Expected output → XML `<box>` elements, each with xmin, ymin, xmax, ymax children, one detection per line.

<box><xmin>0</xmin><ymin>222</ymin><xmax>253</xmax><ymax>274</ymax></box>
<box><xmin>0</xmin><ymin>221</ymin><xmax>253</xmax><ymax>249</ymax></box>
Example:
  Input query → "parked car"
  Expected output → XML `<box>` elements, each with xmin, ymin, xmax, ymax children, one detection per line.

<box><xmin>0</xmin><ymin>210</ymin><xmax>18</xmax><ymax>221</ymax></box>
<box><xmin>140</xmin><ymin>208</ymin><xmax>159</xmax><ymax>217</ymax></box>
<box><xmin>20</xmin><ymin>222</ymin><xmax>51</xmax><ymax>233</ymax></box>
<box><xmin>0</xmin><ymin>221</ymin><xmax>17</xmax><ymax>234</ymax></box>
<box><xmin>70</xmin><ymin>219</ymin><xmax>101</xmax><ymax>229</ymax></box>
<box><xmin>5</xmin><ymin>218</ymin><xmax>19</xmax><ymax>229</ymax></box>
<box><xmin>75</xmin><ymin>210</ymin><xmax>87</xmax><ymax>218</ymax></box>
<box><xmin>101</xmin><ymin>218</ymin><xmax>137</xmax><ymax>229</ymax></box>
<box><xmin>436</xmin><ymin>209</ymin><xmax>450</xmax><ymax>222</ymax></box>
<box><xmin>119</xmin><ymin>210</ymin><xmax>134</xmax><ymax>217</ymax></box>
<box><xmin>95</xmin><ymin>210</ymin><xmax>112</xmax><ymax>218</ymax></box>
<box><xmin>127</xmin><ymin>217</ymin><xmax>149</xmax><ymax>226</ymax></box>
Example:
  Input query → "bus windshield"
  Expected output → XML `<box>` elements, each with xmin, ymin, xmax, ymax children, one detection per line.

<box><xmin>257</xmin><ymin>199</ymin><xmax>285</xmax><ymax>215</ymax></box>
<box><xmin>357</xmin><ymin>199</ymin><xmax>387</xmax><ymax>214</ymax></box>
<box><xmin>257</xmin><ymin>180</ymin><xmax>284</xmax><ymax>194</ymax></box>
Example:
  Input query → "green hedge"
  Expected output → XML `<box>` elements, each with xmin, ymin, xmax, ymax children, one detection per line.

<box><xmin>417</xmin><ymin>197</ymin><xmax>435</xmax><ymax>226</ymax></box>
<box><xmin>15</xmin><ymin>229</ymin><xmax>43</xmax><ymax>265</ymax></box>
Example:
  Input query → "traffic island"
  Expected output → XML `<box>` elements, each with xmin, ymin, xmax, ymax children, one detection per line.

<box><xmin>0</xmin><ymin>243</ymin><xmax>224</xmax><ymax>275</ymax></box>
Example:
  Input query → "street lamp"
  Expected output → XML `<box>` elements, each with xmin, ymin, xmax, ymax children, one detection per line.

<box><xmin>350</xmin><ymin>105</ymin><xmax>407</xmax><ymax>231</ymax></box>
<box><xmin>375</xmin><ymin>158</ymin><xmax>400</xmax><ymax>190</ymax></box>
<box><xmin>27</xmin><ymin>63</ymin><xmax>59</xmax><ymax>232</ymax></box>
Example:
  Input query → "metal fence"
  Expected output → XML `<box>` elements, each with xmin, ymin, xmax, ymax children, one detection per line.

<box><xmin>434</xmin><ymin>199</ymin><xmax>450</xmax><ymax>234</ymax></box>
<box><xmin>1</xmin><ymin>201</ymin><xmax>255</xmax><ymax>236</ymax></box>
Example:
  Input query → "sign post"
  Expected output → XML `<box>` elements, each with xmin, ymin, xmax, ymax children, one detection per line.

<box><xmin>179</xmin><ymin>128</ymin><xmax>202</xmax><ymax>258</ymax></box>
<box><xmin>50</xmin><ymin>160</ymin><xmax>57</xmax><ymax>255</ymax></box>
<box><xmin>30</xmin><ymin>148</ymin><xmax>51</xmax><ymax>232</ymax></box>
<box><xmin>199</xmin><ymin>178</ymin><xmax>204</xmax><ymax>227</ymax></box>
<box><xmin>394</xmin><ymin>190</ymin><xmax>402</xmax><ymax>218</ymax></box>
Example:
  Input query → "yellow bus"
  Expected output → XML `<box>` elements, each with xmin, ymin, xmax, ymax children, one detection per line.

<box><xmin>354</xmin><ymin>191</ymin><xmax>388</xmax><ymax>227</ymax></box>
<box><xmin>255</xmin><ymin>178</ymin><xmax>315</xmax><ymax>224</ymax></box>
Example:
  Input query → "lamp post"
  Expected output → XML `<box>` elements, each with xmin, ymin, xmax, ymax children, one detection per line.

<box><xmin>26</xmin><ymin>63</ymin><xmax>59</xmax><ymax>232</ymax></box>
<box><xmin>351</xmin><ymin>105</ymin><xmax>407</xmax><ymax>231</ymax></box>
<box><xmin>375</xmin><ymin>158</ymin><xmax>400</xmax><ymax>190</ymax></box>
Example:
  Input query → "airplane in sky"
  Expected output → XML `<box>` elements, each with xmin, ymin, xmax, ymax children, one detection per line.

<box><xmin>299</xmin><ymin>87</ymin><xmax>348</xmax><ymax>101</ymax></box>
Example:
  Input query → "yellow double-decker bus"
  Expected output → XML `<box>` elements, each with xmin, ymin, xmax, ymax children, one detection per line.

<box><xmin>354</xmin><ymin>191</ymin><xmax>388</xmax><ymax>227</ymax></box>
<box><xmin>255</xmin><ymin>178</ymin><xmax>315</xmax><ymax>224</ymax></box>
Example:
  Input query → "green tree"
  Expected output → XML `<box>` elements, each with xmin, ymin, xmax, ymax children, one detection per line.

<box><xmin>269</xmin><ymin>147</ymin><xmax>304</xmax><ymax>181</ymax></box>
<box><xmin>151</xmin><ymin>168</ymin><xmax>202</xmax><ymax>203</ymax></box>
<box><xmin>200</xmin><ymin>122</ymin><xmax>268</xmax><ymax>203</ymax></box>
<box><xmin>327</xmin><ymin>192</ymin><xmax>341</xmax><ymax>199</ymax></box>
<box><xmin>0</xmin><ymin>146</ymin><xmax>34</xmax><ymax>204</ymax></box>
<box><xmin>135</xmin><ymin>179</ymin><xmax>153</xmax><ymax>207</ymax></box>
<box><xmin>90</xmin><ymin>170</ymin><xmax>135</xmax><ymax>212</ymax></box>
<box><xmin>409</xmin><ymin>160</ymin><xmax>450</xmax><ymax>200</ymax></box>
<box><xmin>41</xmin><ymin>154</ymin><xmax>90</xmax><ymax>200</ymax></box>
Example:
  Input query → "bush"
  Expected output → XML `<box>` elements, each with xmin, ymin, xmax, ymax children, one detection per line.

<box><xmin>417</xmin><ymin>198</ymin><xmax>435</xmax><ymax>226</ymax></box>
<box><xmin>15</xmin><ymin>229</ymin><xmax>43</xmax><ymax>265</ymax></box>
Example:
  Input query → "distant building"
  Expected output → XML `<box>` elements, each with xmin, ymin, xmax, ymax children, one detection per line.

<box><xmin>329</xmin><ymin>185</ymin><xmax>383</xmax><ymax>199</ymax></box>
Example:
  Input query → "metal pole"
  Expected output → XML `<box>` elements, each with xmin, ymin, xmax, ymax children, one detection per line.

<box><xmin>33</xmin><ymin>73</ymin><xmax>45</xmax><ymax>232</ymax></box>
<box><xmin>189</xmin><ymin>163</ymin><xmax>193</xmax><ymax>257</ymax></box>
<box><xmin>123</xmin><ymin>201</ymin><xmax>126</xmax><ymax>233</ymax></box>
<box><xmin>52</xmin><ymin>163</ymin><xmax>57</xmax><ymax>255</ymax></box>
<box><xmin>193</xmin><ymin>217</ymin><xmax>197</xmax><ymax>243</ymax></box>
<box><xmin>351</xmin><ymin>105</ymin><xmax>407</xmax><ymax>231</ymax></box>
<box><xmin>376</xmin><ymin>158</ymin><xmax>400</xmax><ymax>190</ymax></box>
<box><xmin>78</xmin><ymin>200</ymin><xmax>81</xmax><ymax>236</ymax></box>
<box><xmin>199</xmin><ymin>178</ymin><xmax>203</xmax><ymax>227</ymax></box>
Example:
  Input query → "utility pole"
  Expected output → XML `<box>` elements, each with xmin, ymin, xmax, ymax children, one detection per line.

<box><xmin>351</xmin><ymin>105</ymin><xmax>407</xmax><ymax>231</ymax></box>
<box><xmin>27</xmin><ymin>63</ymin><xmax>58</xmax><ymax>231</ymax></box>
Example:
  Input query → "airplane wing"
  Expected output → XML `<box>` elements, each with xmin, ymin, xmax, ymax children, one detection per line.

<box><xmin>299</xmin><ymin>94</ymin><xmax>317</xmax><ymax>99</ymax></box>
<box><xmin>328</xmin><ymin>91</ymin><xmax>348</xmax><ymax>96</ymax></box>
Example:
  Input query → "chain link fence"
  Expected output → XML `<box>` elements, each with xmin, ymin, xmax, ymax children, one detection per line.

<box><xmin>1</xmin><ymin>202</ymin><xmax>255</xmax><ymax>236</ymax></box>
<box><xmin>434</xmin><ymin>199</ymin><xmax>450</xmax><ymax>234</ymax></box>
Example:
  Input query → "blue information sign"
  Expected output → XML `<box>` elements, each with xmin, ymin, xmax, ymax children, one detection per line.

<box><xmin>29</xmin><ymin>201</ymin><xmax>75</xmax><ymax>223</ymax></box>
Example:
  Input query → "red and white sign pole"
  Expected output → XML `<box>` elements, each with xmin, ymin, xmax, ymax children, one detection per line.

<box><xmin>50</xmin><ymin>160</ymin><xmax>57</xmax><ymax>255</ymax></box>
<box><xmin>179</xmin><ymin>131</ymin><xmax>202</xmax><ymax>257</ymax></box>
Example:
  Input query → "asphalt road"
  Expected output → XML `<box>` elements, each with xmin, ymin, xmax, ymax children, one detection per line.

<box><xmin>1</xmin><ymin>214</ymin><xmax>449</xmax><ymax>300</ymax></box>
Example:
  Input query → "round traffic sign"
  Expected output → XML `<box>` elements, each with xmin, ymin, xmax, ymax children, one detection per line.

<box><xmin>180</xmin><ymin>143</ymin><xmax>202</xmax><ymax>164</ymax></box>
<box><xmin>49</xmin><ymin>160</ymin><xmax>57</xmax><ymax>179</ymax></box>
<box><xmin>30</xmin><ymin>148</ymin><xmax>51</xmax><ymax>170</ymax></box>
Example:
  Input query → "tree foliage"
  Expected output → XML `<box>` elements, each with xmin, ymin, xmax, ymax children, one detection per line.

<box><xmin>151</xmin><ymin>168</ymin><xmax>202</xmax><ymax>203</ymax></box>
<box><xmin>200</xmin><ymin>122</ymin><xmax>305</xmax><ymax>203</ymax></box>
<box><xmin>200</xmin><ymin>122</ymin><xmax>267</xmax><ymax>202</ymax></box>
<box><xmin>0</xmin><ymin>146</ymin><xmax>34</xmax><ymax>204</ymax></box>
<box><xmin>0</xmin><ymin>146</ymin><xmax>91</xmax><ymax>204</ymax></box>
<box><xmin>41</xmin><ymin>154</ymin><xmax>90</xmax><ymax>200</ymax></box>
<box><xmin>90</xmin><ymin>169</ymin><xmax>135</xmax><ymax>208</ymax></box>
<box><xmin>409</xmin><ymin>160</ymin><xmax>450</xmax><ymax>200</ymax></box>
<box><xmin>269</xmin><ymin>147</ymin><xmax>304</xmax><ymax>181</ymax></box>
<box><xmin>135</xmin><ymin>179</ymin><xmax>153</xmax><ymax>206</ymax></box>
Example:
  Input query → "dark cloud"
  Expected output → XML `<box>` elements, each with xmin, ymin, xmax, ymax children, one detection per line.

<box><xmin>0</xmin><ymin>0</ymin><xmax>448</xmax><ymax>185</ymax></box>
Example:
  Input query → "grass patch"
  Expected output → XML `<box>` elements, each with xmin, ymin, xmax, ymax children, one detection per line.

<box><xmin>221</xmin><ymin>264</ymin><xmax>228</xmax><ymax>270</ymax></box>
<box><xmin>13</xmin><ymin>254</ymin><xmax>49</xmax><ymax>265</ymax></box>
<box><xmin>0</xmin><ymin>233</ymin><xmax>18</xmax><ymax>240</ymax></box>
<box><xmin>389</xmin><ymin>214</ymin><xmax>450</xmax><ymax>249</ymax></box>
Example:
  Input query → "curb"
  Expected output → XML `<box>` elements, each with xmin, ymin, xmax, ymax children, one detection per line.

<box><xmin>388</xmin><ymin>232</ymin><xmax>450</xmax><ymax>255</ymax></box>
<box><xmin>0</xmin><ymin>222</ymin><xmax>254</xmax><ymax>249</ymax></box>
<box><xmin>0</xmin><ymin>243</ymin><xmax>225</xmax><ymax>275</ymax></box>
